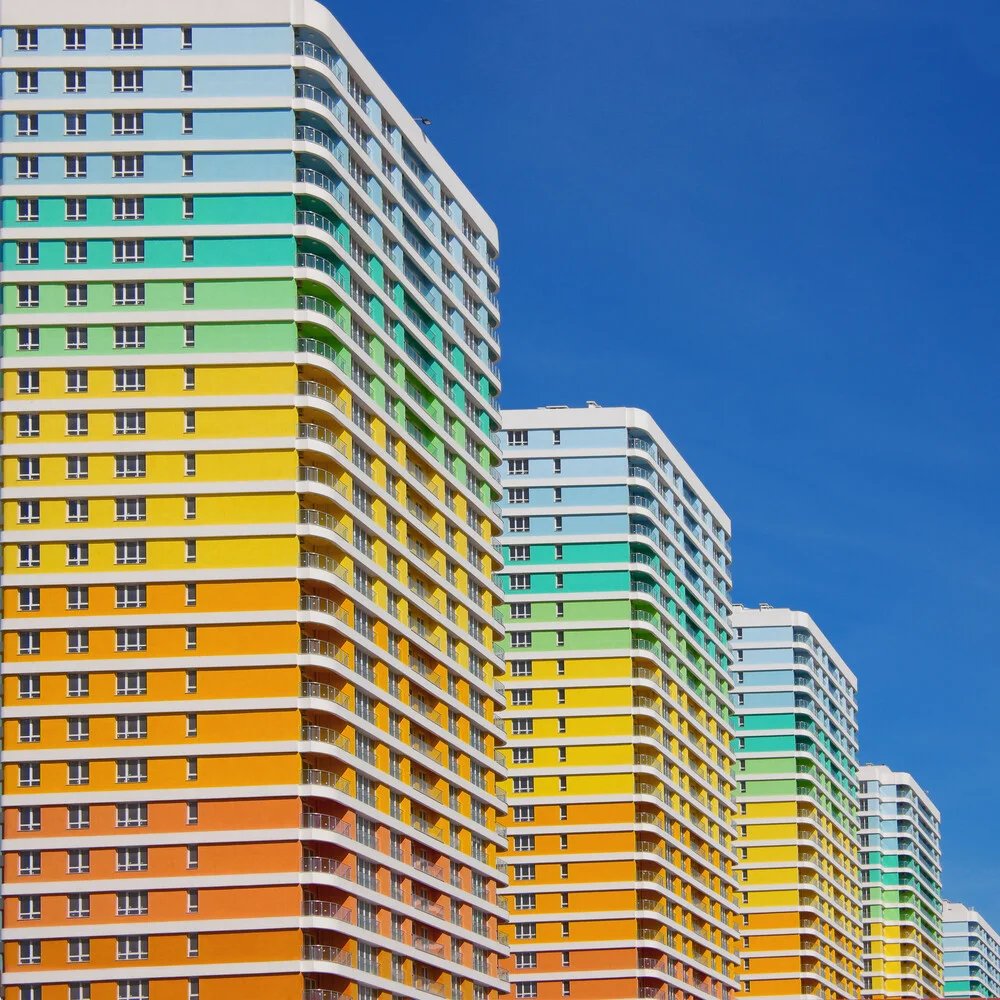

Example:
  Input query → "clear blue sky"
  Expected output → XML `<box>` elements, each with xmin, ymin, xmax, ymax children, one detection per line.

<box><xmin>329</xmin><ymin>0</ymin><xmax>1000</xmax><ymax>921</ymax></box>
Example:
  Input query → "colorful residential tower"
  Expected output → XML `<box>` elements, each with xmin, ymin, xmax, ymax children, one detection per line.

<box><xmin>730</xmin><ymin>605</ymin><xmax>863</xmax><ymax>999</ymax></box>
<box><xmin>943</xmin><ymin>901</ymin><xmax>1000</xmax><ymax>998</ymax></box>
<box><xmin>857</xmin><ymin>764</ymin><xmax>943</xmax><ymax>999</ymax></box>
<box><xmin>497</xmin><ymin>405</ymin><xmax>741</xmax><ymax>1000</ymax></box>
<box><xmin>1</xmin><ymin>3</ymin><xmax>508</xmax><ymax>999</ymax></box>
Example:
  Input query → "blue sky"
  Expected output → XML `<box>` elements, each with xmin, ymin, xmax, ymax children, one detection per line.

<box><xmin>329</xmin><ymin>0</ymin><xmax>1000</xmax><ymax>920</ymax></box>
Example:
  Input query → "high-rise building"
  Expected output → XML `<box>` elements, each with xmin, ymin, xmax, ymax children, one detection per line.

<box><xmin>1</xmin><ymin>4</ymin><xmax>508</xmax><ymax>1000</ymax></box>
<box><xmin>943</xmin><ymin>902</ymin><xmax>1000</xmax><ymax>998</ymax></box>
<box><xmin>497</xmin><ymin>405</ymin><xmax>741</xmax><ymax>1000</ymax></box>
<box><xmin>856</xmin><ymin>764</ymin><xmax>943</xmax><ymax>998</ymax></box>
<box><xmin>730</xmin><ymin>605</ymin><xmax>863</xmax><ymax>999</ymax></box>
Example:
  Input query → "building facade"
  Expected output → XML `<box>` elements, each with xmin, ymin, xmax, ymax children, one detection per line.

<box><xmin>497</xmin><ymin>405</ymin><xmax>740</xmax><ymax>1000</ymax></box>
<box><xmin>1</xmin><ymin>3</ymin><xmax>508</xmax><ymax>1000</ymax></box>
<box><xmin>943</xmin><ymin>902</ymin><xmax>1000</xmax><ymax>998</ymax></box>
<box><xmin>857</xmin><ymin>764</ymin><xmax>943</xmax><ymax>998</ymax></box>
<box><xmin>730</xmin><ymin>606</ymin><xmax>863</xmax><ymax>999</ymax></box>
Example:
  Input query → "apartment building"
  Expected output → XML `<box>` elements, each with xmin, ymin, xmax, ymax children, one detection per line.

<box><xmin>857</xmin><ymin>764</ymin><xmax>943</xmax><ymax>998</ymax></box>
<box><xmin>730</xmin><ymin>606</ymin><xmax>863</xmax><ymax>999</ymax></box>
<box><xmin>943</xmin><ymin>901</ymin><xmax>1000</xmax><ymax>998</ymax></box>
<box><xmin>497</xmin><ymin>405</ymin><xmax>741</xmax><ymax>1000</ymax></box>
<box><xmin>1</xmin><ymin>3</ymin><xmax>508</xmax><ymax>999</ymax></box>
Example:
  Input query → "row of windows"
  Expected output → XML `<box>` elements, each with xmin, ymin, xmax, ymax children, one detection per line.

<box><xmin>18</xmin><ymin>407</ymin><xmax>196</xmax><ymax>436</ymax></box>
<box><xmin>18</xmin><ymin>756</ymin><xmax>202</xmax><ymax>787</ymax></box>
<box><xmin>16</xmin><ymin>238</ymin><xmax>197</xmax><ymax>264</ymax></box>
<box><xmin>18</xmin><ymin>668</ymin><xmax>198</xmax><ymax>698</ymax></box>
<box><xmin>18</xmin><ymin>500</ymin><xmax>195</xmax><ymax>528</ymax></box>
<box><xmin>15</xmin><ymin>152</ymin><xmax>195</xmax><ymax>180</ymax></box>
<box><xmin>19</xmin><ymin>843</ymin><xmax>198</xmax><ymax>877</ymax></box>
<box><xmin>16</xmin><ymin>539</ymin><xmax>198</xmax><ymax>569</ymax></box>
<box><xmin>15</xmin><ymin>67</ymin><xmax>194</xmax><ymax>94</ymax></box>
<box><xmin>15</xmin><ymin>455</ymin><xmax>199</xmax><ymax>486</ymax></box>
<box><xmin>16</xmin><ymin>195</ymin><xmax>191</xmax><ymax>222</ymax></box>
<box><xmin>15</xmin><ymin>979</ymin><xmax>199</xmax><ymax>1000</ymax></box>
<box><xmin>18</xmin><ymin>713</ymin><xmax>199</xmax><ymax>742</ymax></box>
<box><xmin>16</xmin><ymin>366</ymin><xmax>194</xmax><ymax>391</ymax></box>
<box><xmin>15</xmin><ymin>25</ymin><xmax>192</xmax><ymax>51</ymax></box>
<box><xmin>15</xmin><ymin>281</ymin><xmax>198</xmax><ymax>308</ymax></box>
<box><xmin>508</xmin><ymin>487</ymin><xmax>562</xmax><ymax>504</ymax></box>
<box><xmin>15</xmin><ymin>110</ymin><xmax>195</xmax><ymax>137</ymax></box>
<box><xmin>16</xmin><ymin>625</ymin><xmax>200</xmax><ymax>654</ymax></box>
<box><xmin>508</xmin><ymin>457</ymin><xmax>564</xmax><ymax>476</ymax></box>
<box><xmin>17</xmin><ymin>325</ymin><xmax>197</xmax><ymax>350</ymax></box>
<box><xmin>17</xmin><ymin>800</ymin><xmax>200</xmax><ymax>830</ymax></box>
<box><xmin>506</xmin><ymin>429</ymin><xmax>561</xmax><ymax>447</ymax></box>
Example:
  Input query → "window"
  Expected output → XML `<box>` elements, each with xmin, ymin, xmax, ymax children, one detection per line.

<box><xmin>115</xmin><ymin>368</ymin><xmax>146</xmax><ymax>391</ymax></box>
<box><xmin>19</xmin><ymin>896</ymin><xmax>43</xmax><ymax>922</ymax></box>
<box><xmin>113</xmin><ymin>26</ymin><xmax>143</xmax><ymax>49</ymax></box>
<box><xmin>182</xmin><ymin>68</ymin><xmax>194</xmax><ymax>91</ymax></box>
<box><xmin>183</xmin><ymin>281</ymin><xmax>195</xmax><ymax>304</ymax></box>
<box><xmin>18</xmin><ymin>457</ymin><xmax>40</xmax><ymax>481</ymax></box>
<box><xmin>113</xmin><ymin>154</ymin><xmax>144</xmax><ymax>178</ymax></box>
<box><xmin>512</xmin><ymin>747</ymin><xmax>534</xmax><ymax>764</ymax></box>
<box><xmin>187</xmin><ymin>802</ymin><xmax>199</xmax><ymax>825</ymax></box>
<box><xmin>185</xmin><ymin>539</ymin><xmax>197</xmax><ymax>562</ymax></box>
<box><xmin>116</xmin><ymin>628</ymin><xmax>148</xmax><ymax>652</ymax></box>
<box><xmin>186</xmin><ymin>627</ymin><xmax>197</xmax><ymax>650</ymax></box>
<box><xmin>515</xmin><ymin>953</ymin><xmax>538</xmax><ymax>970</ymax></box>
<box><xmin>65</xmin><ymin>27</ymin><xmax>86</xmax><ymax>49</ymax></box>
<box><xmin>67</xmin><ymin>414</ymin><xmax>89</xmax><ymax>436</ymax></box>
<box><xmin>507</xmin><ymin>487</ymin><xmax>529</xmax><ymax>504</ymax></box>
<box><xmin>116</xmin><ymin>671</ymin><xmax>147</xmax><ymax>696</ymax></box>
<box><xmin>507</xmin><ymin>458</ymin><xmax>529</xmax><ymax>476</ymax></box>
<box><xmin>19</xmin><ymin>851</ymin><xmax>42</xmax><ymax>876</ymax></box>
<box><xmin>514</xmin><ymin>893</ymin><xmax>536</xmax><ymax>910</ymax></box>
<box><xmin>113</xmin><ymin>111</ymin><xmax>144</xmax><ymax>135</ymax></box>
<box><xmin>113</xmin><ymin>69</ymin><xmax>144</xmax><ymax>92</ymax></box>
<box><xmin>16</xmin><ymin>156</ymin><xmax>39</xmax><ymax>179</ymax></box>
<box><xmin>18</xmin><ymin>198</ymin><xmax>40</xmax><ymax>221</ymax></box>
<box><xmin>116</xmin><ymin>759</ymin><xmax>148</xmax><ymax>784</ymax></box>
<box><xmin>553</xmin><ymin>458</ymin><xmax>562</xmax><ymax>474</ymax></box>
<box><xmin>19</xmin><ymin>544</ymin><xmax>41</xmax><ymax>567</ymax></box>
<box><xmin>18</xmin><ymin>284</ymin><xmax>40</xmax><ymax>307</ymax></box>
<box><xmin>187</xmin><ymin>933</ymin><xmax>199</xmax><ymax>957</ymax></box>
<box><xmin>66</xmin><ymin>544</ymin><xmax>89</xmax><ymax>569</ymax></box>
<box><xmin>19</xmin><ymin>719</ymin><xmax>41</xmax><ymax>743</ymax></box>
<box><xmin>117</xmin><ymin>892</ymin><xmax>149</xmax><ymax>917</ymax></box>
<box><xmin>66</xmin><ymin>197</ymin><xmax>88</xmax><ymax>221</ymax></box>
<box><xmin>69</xmin><ymin>985</ymin><xmax>91</xmax><ymax>1000</ymax></box>
<box><xmin>555</xmin><ymin>573</ymin><xmax>564</xmax><ymax>590</ymax></box>
<box><xmin>183</xmin><ymin>239</ymin><xmax>195</xmax><ymax>262</ymax></box>
<box><xmin>67</xmin><ymin>629</ymin><xmax>89</xmax><ymax>653</ymax></box>
<box><xmin>509</xmin><ymin>602</ymin><xmax>530</xmax><ymax>620</ymax></box>
<box><xmin>184</xmin><ymin>324</ymin><xmax>196</xmax><ymax>347</ymax></box>
<box><xmin>186</xmin><ymin>759</ymin><xmax>199</xmax><ymax>781</ymax></box>
<box><xmin>19</xmin><ymin>940</ymin><xmax>42</xmax><ymax>965</ymax></box>
<box><xmin>68</xmin><ymin>717</ymin><xmax>90</xmax><ymax>741</ymax></box>
<box><xmin>17</xmin><ymin>70</ymin><xmax>39</xmax><ymax>94</ymax></box>
<box><xmin>116</xmin><ymin>716</ymin><xmax>147</xmax><ymax>741</ymax></box>
<box><xmin>68</xmin><ymin>805</ymin><xmax>90</xmax><ymax>830</ymax></box>
<box><xmin>16</xmin><ymin>112</ymin><xmax>39</xmax><ymax>136</ymax></box>
<box><xmin>186</xmin><ymin>670</ymin><xmax>198</xmax><ymax>693</ymax></box>
<box><xmin>68</xmin><ymin>761</ymin><xmax>90</xmax><ymax>785</ymax></box>
<box><xmin>20</xmin><ymin>762</ymin><xmax>41</xmax><ymax>787</ymax></box>
<box><xmin>117</xmin><ymin>803</ymin><xmax>148</xmax><ymax>828</ymax></box>
<box><xmin>508</xmin><ymin>516</ymin><xmax>530</xmax><ymax>533</ymax></box>
<box><xmin>67</xmin><ymin>848</ymin><xmax>90</xmax><ymax>874</ymax></box>
<box><xmin>115</xmin><ymin>412</ymin><xmax>147</xmax><ymax>436</ymax></box>
<box><xmin>114</xmin><ymin>241</ymin><xmax>145</xmax><ymax>264</ymax></box>
<box><xmin>67</xmin><ymin>588</ymin><xmax>90</xmax><ymax>612</ymax></box>
<box><xmin>20</xmin><ymin>806</ymin><xmax>42</xmax><ymax>831</ymax></box>
<box><xmin>186</xmin><ymin>584</ymin><xmax>197</xmax><ymax>606</ymax></box>
<box><xmin>511</xmin><ymin>718</ymin><xmax>533</xmax><ymax>736</ymax></box>
<box><xmin>16</xmin><ymin>26</ymin><xmax>38</xmax><ymax>49</ymax></box>
<box><xmin>182</xmin><ymin>153</ymin><xmax>194</xmax><ymax>177</ymax></box>
<box><xmin>66</xmin><ymin>325</ymin><xmax>88</xmax><ymax>349</ymax></box>
<box><xmin>116</xmin><ymin>498</ymin><xmax>147</xmax><ymax>522</ymax></box>
<box><xmin>65</xmin><ymin>155</ymin><xmax>87</xmax><ymax>179</ymax></box>
<box><xmin>67</xmin><ymin>455</ymin><xmax>89</xmax><ymax>479</ymax></box>
<box><xmin>114</xmin><ymin>197</ymin><xmax>144</xmax><ymax>221</ymax></box>
<box><xmin>507</xmin><ymin>430</ymin><xmax>528</xmax><ymax>446</ymax></box>
<box><xmin>65</xmin><ymin>112</ymin><xmax>87</xmax><ymax>135</ymax></box>
<box><xmin>509</xmin><ymin>573</ymin><xmax>531</xmax><ymax>591</ymax></box>
<box><xmin>66</xmin><ymin>367</ymin><xmax>88</xmax><ymax>391</ymax></box>
<box><xmin>182</xmin><ymin>111</ymin><xmax>194</xmax><ymax>134</ymax></box>
<box><xmin>510</xmin><ymin>631</ymin><xmax>531</xmax><ymax>649</ymax></box>
<box><xmin>117</xmin><ymin>847</ymin><xmax>148</xmax><ymax>872</ymax></box>
<box><xmin>18</xmin><ymin>242</ymin><xmax>40</xmax><ymax>265</ymax></box>
<box><xmin>19</xmin><ymin>587</ymin><xmax>40</xmax><ymax>611</ymax></box>
<box><xmin>182</xmin><ymin>26</ymin><xmax>193</xmax><ymax>48</ymax></box>
<box><xmin>19</xmin><ymin>675</ymin><xmax>41</xmax><ymax>700</ymax></box>
<box><xmin>187</xmin><ymin>889</ymin><xmax>199</xmax><ymax>912</ymax></box>
<box><xmin>184</xmin><ymin>411</ymin><xmax>196</xmax><ymax>434</ymax></box>
<box><xmin>513</xmin><ymin>776</ymin><xmax>534</xmax><ymax>794</ymax></box>
<box><xmin>19</xmin><ymin>502</ymin><xmax>40</xmax><ymax>525</ymax></box>
<box><xmin>116</xmin><ymin>584</ymin><xmax>147</xmax><ymax>608</ymax></box>
<box><xmin>18</xmin><ymin>327</ymin><xmax>40</xmax><ymax>351</ymax></box>
<box><xmin>513</xmin><ymin>834</ymin><xmax>535</xmax><ymax>852</ymax></box>
<box><xmin>183</xmin><ymin>196</ymin><xmax>195</xmax><ymax>219</ymax></box>
<box><xmin>514</xmin><ymin>923</ymin><xmax>536</xmax><ymax>940</ymax></box>
<box><xmin>184</xmin><ymin>367</ymin><xmax>196</xmax><ymax>389</ymax></box>
<box><xmin>19</xmin><ymin>632</ymin><xmax>41</xmax><ymax>656</ymax></box>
